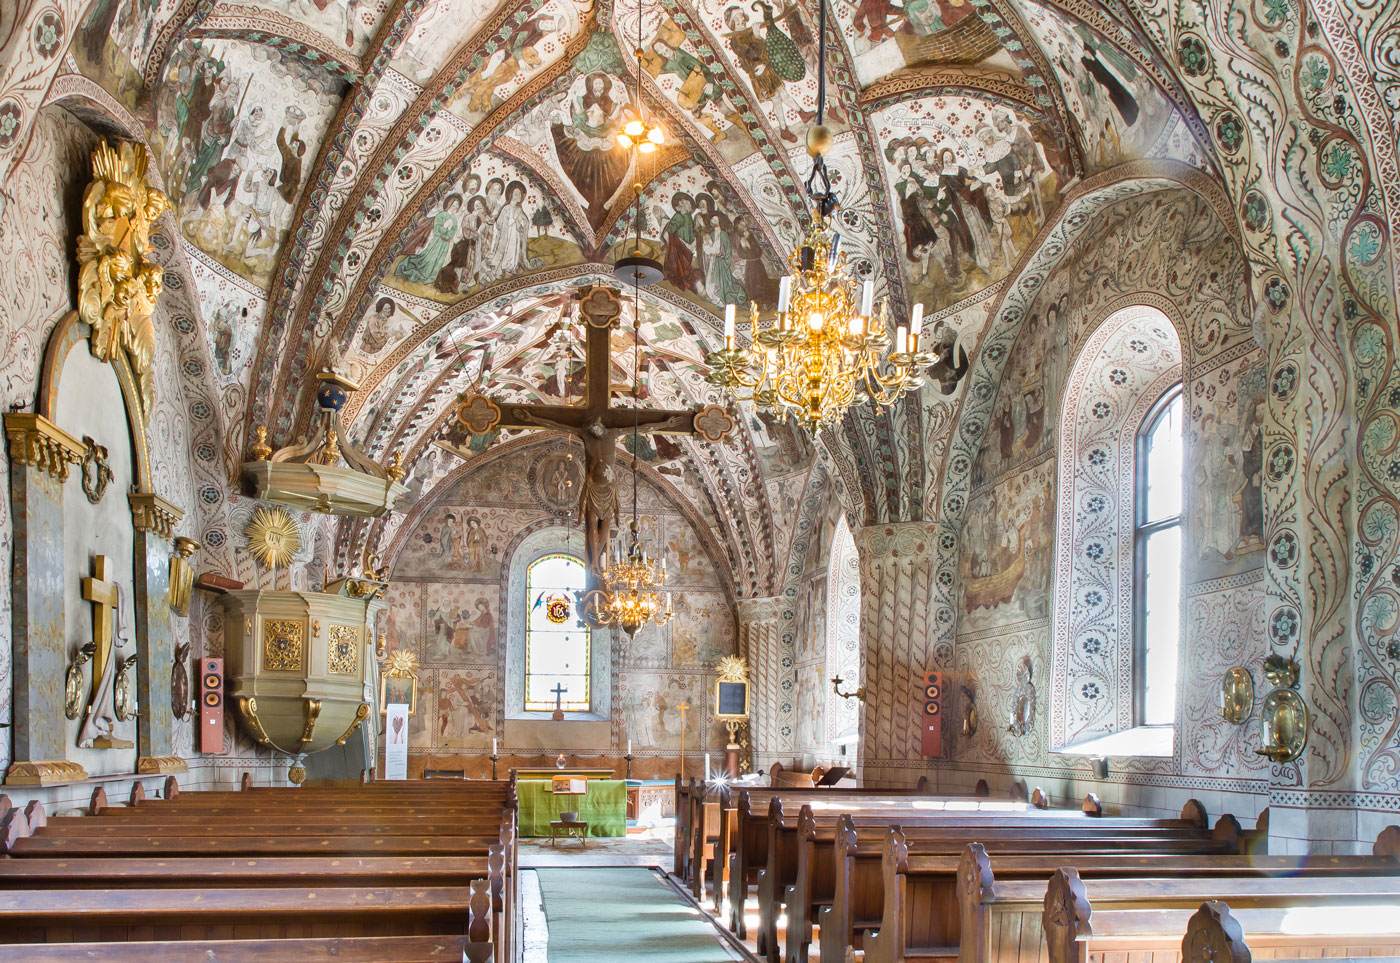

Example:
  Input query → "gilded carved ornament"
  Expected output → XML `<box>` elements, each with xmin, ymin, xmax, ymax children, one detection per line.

<box><xmin>129</xmin><ymin>491</ymin><xmax>184</xmax><ymax>540</ymax></box>
<box><xmin>77</xmin><ymin>140</ymin><xmax>169</xmax><ymax>416</ymax></box>
<box><xmin>3</xmin><ymin>413</ymin><xmax>84</xmax><ymax>481</ymax></box>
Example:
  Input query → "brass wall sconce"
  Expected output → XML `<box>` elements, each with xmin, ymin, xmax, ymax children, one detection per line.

<box><xmin>1220</xmin><ymin>666</ymin><xmax>1254</xmax><ymax>724</ymax></box>
<box><xmin>1255</xmin><ymin>688</ymin><xmax>1307</xmax><ymax>763</ymax></box>
<box><xmin>831</xmin><ymin>675</ymin><xmax>865</xmax><ymax>703</ymax></box>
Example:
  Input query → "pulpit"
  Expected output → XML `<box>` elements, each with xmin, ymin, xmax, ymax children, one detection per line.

<box><xmin>221</xmin><ymin>586</ymin><xmax>382</xmax><ymax>779</ymax></box>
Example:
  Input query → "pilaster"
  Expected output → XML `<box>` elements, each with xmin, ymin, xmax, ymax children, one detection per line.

<box><xmin>128</xmin><ymin>492</ymin><xmax>186</xmax><ymax>763</ymax></box>
<box><xmin>4</xmin><ymin>414</ymin><xmax>85</xmax><ymax>780</ymax></box>
<box><xmin>736</xmin><ymin>595</ymin><xmax>790</xmax><ymax>768</ymax></box>
<box><xmin>853</xmin><ymin>521</ymin><xmax>939</xmax><ymax>787</ymax></box>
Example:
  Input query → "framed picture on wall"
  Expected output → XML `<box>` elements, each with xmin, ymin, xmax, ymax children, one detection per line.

<box><xmin>380</xmin><ymin>650</ymin><xmax>419</xmax><ymax>716</ymax></box>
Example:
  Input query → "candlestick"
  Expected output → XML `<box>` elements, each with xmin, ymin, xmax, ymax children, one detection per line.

<box><xmin>492</xmin><ymin>737</ymin><xmax>497</xmax><ymax>755</ymax></box>
<box><xmin>896</xmin><ymin>326</ymin><xmax>908</xmax><ymax>354</ymax></box>
<box><xmin>777</xmin><ymin>276</ymin><xmax>792</xmax><ymax>313</ymax></box>
<box><xmin>910</xmin><ymin>303</ymin><xmax>923</xmax><ymax>339</ymax></box>
<box><xmin>724</xmin><ymin>304</ymin><xmax>736</xmax><ymax>338</ymax></box>
<box><xmin>860</xmin><ymin>280</ymin><xmax>874</xmax><ymax>318</ymax></box>
<box><xmin>627</xmin><ymin>739</ymin><xmax>632</xmax><ymax>756</ymax></box>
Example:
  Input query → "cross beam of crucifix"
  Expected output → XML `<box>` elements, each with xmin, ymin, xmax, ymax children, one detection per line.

<box><xmin>455</xmin><ymin>284</ymin><xmax>737</xmax><ymax>579</ymax></box>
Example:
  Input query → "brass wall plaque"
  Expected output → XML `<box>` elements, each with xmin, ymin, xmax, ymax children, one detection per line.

<box><xmin>1220</xmin><ymin>666</ymin><xmax>1254</xmax><ymax>725</ymax></box>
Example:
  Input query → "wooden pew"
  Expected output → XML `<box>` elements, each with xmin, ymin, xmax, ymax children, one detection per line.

<box><xmin>0</xmin><ymin>782</ymin><xmax>516</xmax><ymax>963</ymax></box>
<box><xmin>944</xmin><ymin>830</ymin><xmax>1400</xmax><ymax>963</ymax></box>
<box><xmin>1179</xmin><ymin>899</ymin><xmax>1400</xmax><ymax>963</ymax></box>
<box><xmin>1031</xmin><ymin>867</ymin><xmax>1400</xmax><ymax>963</ymax></box>
<box><xmin>0</xmin><ymin>934</ymin><xmax>478</xmax><ymax>962</ymax></box>
<box><xmin>768</xmin><ymin>803</ymin><xmax>1236</xmax><ymax>963</ymax></box>
<box><xmin>720</xmin><ymin>787</ymin><xmax>979</xmax><ymax>933</ymax></box>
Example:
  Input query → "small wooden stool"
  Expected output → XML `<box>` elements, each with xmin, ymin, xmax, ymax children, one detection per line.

<box><xmin>550</xmin><ymin>819</ymin><xmax>588</xmax><ymax>845</ymax></box>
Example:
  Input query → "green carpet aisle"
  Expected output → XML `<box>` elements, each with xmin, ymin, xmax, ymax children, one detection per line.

<box><xmin>534</xmin><ymin>868</ymin><xmax>741</xmax><ymax>963</ymax></box>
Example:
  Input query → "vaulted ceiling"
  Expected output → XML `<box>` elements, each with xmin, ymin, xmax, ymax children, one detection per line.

<box><xmin>64</xmin><ymin>0</ymin><xmax>1224</xmax><ymax>591</ymax></box>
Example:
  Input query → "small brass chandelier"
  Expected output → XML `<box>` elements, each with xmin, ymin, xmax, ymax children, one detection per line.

<box><xmin>705</xmin><ymin>0</ymin><xmax>965</xmax><ymax>430</ymax></box>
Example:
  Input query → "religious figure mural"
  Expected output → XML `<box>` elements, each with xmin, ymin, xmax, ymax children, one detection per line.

<box><xmin>150</xmin><ymin>40</ymin><xmax>344</xmax><ymax>286</ymax></box>
<box><xmin>959</xmin><ymin>461</ymin><xmax>1053</xmax><ymax>627</ymax></box>
<box><xmin>552</xmin><ymin>71</ymin><xmax>632</xmax><ymax>230</ymax></box>
<box><xmin>835</xmin><ymin>0</ymin><xmax>1009</xmax><ymax>84</ymax></box>
<box><xmin>876</xmin><ymin>97</ymin><xmax>1069</xmax><ymax>312</ymax></box>
<box><xmin>1188</xmin><ymin>363</ymin><xmax>1268</xmax><ymax>578</ymax></box>
<box><xmin>439</xmin><ymin>669</ymin><xmax>496</xmax><ymax>747</ymax></box>
<box><xmin>423</xmin><ymin>585</ymin><xmax>498</xmax><ymax>664</ymax></box>
<box><xmin>383</xmin><ymin>156</ymin><xmax>578</xmax><ymax>302</ymax></box>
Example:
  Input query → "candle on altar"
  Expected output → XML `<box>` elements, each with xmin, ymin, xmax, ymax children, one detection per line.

<box><xmin>492</xmin><ymin>737</ymin><xmax>497</xmax><ymax>755</ymax></box>
<box><xmin>627</xmin><ymin>739</ymin><xmax>632</xmax><ymax>756</ymax></box>
<box><xmin>705</xmin><ymin>753</ymin><xmax>711</xmax><ymax>779</ymax></box>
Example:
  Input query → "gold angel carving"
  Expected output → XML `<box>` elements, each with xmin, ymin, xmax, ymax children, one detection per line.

<box><xmin>77</xmin><ymin>140</ymin><xmax>170</xmax><ymax>416</ymax></box>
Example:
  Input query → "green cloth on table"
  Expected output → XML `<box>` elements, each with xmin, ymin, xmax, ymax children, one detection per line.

<box><xmin>536</xmin><ymin>868</ymin><xmax>735</xmax><ymax>962</ymax></box>
<box><xmin>518</xmin><ymin>778</ymin><xmax>626</xmax><ymax>837</ymax></box>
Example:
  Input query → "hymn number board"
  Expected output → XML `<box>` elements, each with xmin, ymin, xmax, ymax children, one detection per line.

<box><xmin>714</xmin><ymin>656</ymin><xmax>750</xmax><ymax>720</ymax></box>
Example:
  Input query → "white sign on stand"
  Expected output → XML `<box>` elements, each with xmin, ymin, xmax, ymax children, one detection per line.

<box><xmin>384</xmin><ymin>703</ymin><xmax>409</xmax><ymax>780</ymax></box>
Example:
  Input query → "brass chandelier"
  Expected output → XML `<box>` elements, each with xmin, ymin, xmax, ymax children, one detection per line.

<box><xmin>704</xmin><ymin>0</ymin><xmax>966</xmax><ymax>430</ymax></box>
<box><xmin>596</xmin><ymin>518</ymin><xmax>673</xmax><ymax>636</ymax></box>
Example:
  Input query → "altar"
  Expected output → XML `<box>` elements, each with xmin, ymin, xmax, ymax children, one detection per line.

<box><xmin>515</xmin><ymin>770</ymin><xmax>627</xmax><ymax>837</ymax></box>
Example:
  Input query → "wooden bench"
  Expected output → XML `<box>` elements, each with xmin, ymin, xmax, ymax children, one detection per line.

<box><xmin>720</xmin><ymin>788</ymin><xmax>997</xmax><ymax>934</ymax></box>
<box><xmin>0</xmin><ymin>934</ymin><xmax>479</xmax><ymax>963</ymax></box>
<box><xmin>945</xmin><ymin>829</ymin><xmax>1400</xmax><ymax>963</ymax></box>
<box><xmin>1031</xmin><ymin>867</ymin><xmax>1400</xmax><ymax>963</ymax></box>
<box><xmin>0</xmin><ymin>780</ymin><xmax>518</xmax><ymax>963</ymax></box>
<box><xmin>810</xmin><ymin>804</ymin><xmax>1242</xmax><ymax>963</ymax></box>
<box><xmin>764</xmin><ymin>802</ymin><xmax>1237</xmax><ymax>963</ymax></box>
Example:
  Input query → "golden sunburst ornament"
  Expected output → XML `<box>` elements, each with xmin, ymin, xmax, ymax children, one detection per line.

<box><xmin>245</xmin><ymin>506</ymin><xmax>302</xmax><ymax>569</ymax></box>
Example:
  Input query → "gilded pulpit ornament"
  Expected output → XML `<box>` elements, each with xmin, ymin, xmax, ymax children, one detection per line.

<box><xmin>80</xmin><ymin>435</ymin><xmax>112</xmax><ymax>503</ymax></box>
<box><xmin>77</xmin><ymin>140</ymin><xmax>170</xmax><ymax>415</ymax></box>
<box><xmin>246</xmin><ymin>506</ymin><xmax>302</xmax><ymax>569</ymax></box>
<box><xmin>379</xmin><ymin>649</ymin><xmax>419</xmax><ymax>716</ymax></box>
<box><xmin>78</xmin><ymin>554</ymin><xmax>136</xmax><ymax>749</ymax></box>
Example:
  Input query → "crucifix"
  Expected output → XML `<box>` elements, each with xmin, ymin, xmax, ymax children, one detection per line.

<box><xmin>551</xmin><ymin>682</ymin><xmax>568</xmax><ymax>721</ymax></box>
<box><xmin>676</xmin><ymin>699</ymin><xmax>690</xmax><ymax>779</ymax></box>
<box><xmin>455</xmin><ymin>284</ymin><xmax>737</xmax><ymax>581</ymax></box>
<box><xmin>78</xmin><ymin>554</ymin><xmax>135</xmax><ymax>749</ymax></box>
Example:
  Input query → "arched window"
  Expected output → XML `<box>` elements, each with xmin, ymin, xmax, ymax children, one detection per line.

<box><xmin>1050</xmin><ymin>305</ymin><xmax>1182</xmax><ymax>755</ymax></box>
<box><xmin>523</xmin><ymin>554</ymin><xmax>591</xmax><ymax>712</ymax></box>
<box><xmin>1134</xmin><ymin>387</ymin><xmax>1182</xmax><ymax>727</ymax></box>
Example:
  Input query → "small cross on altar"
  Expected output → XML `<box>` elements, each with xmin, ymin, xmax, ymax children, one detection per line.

<box><xmin>455</xmin><ymin>285</ymin><xmax>737</xmax><ymax>582</ymax></box>
<box><xmin>551</xmin><ymin>682</ymin><xmax>568</xmax><ymax>721</ymax></box>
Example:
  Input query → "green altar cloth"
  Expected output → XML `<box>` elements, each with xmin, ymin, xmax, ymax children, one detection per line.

<box><xmin>518</xmin><ymin>778</ymin><xmax>627</xmax><ymax>837</ymax></box>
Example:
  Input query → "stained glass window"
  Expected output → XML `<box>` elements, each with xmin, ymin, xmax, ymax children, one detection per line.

<box><xmin>524</xmin><ymin>554</ymin><xmax>590</xmax><ymax>712</ymax></box>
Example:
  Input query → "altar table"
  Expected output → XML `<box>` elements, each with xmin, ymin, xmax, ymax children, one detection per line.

<box><xmin>517</xmin><ymin>778</ymin><xmax>626</xmax><ymax>837</ymax></box>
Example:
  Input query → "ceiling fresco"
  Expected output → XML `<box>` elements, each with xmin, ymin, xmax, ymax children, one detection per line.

<box><xmin>54</xmin><ymin>0</ymin><xmax>1220</xmax><ymax>599</ymax></box>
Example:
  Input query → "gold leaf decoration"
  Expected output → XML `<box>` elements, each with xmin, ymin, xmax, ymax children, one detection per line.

<box><xmin>77</xmin><ymin>140</ymin><xmax>169</xmax><ymax>415</ymax></box>
<box><xmin>246</xmin><ymin>506</ymin><xmax>302</xmax><ymax>569</ymax></box>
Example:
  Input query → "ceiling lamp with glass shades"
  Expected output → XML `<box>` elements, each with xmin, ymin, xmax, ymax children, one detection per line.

<box><xmin>704</xmin><ymin>0</ymin><xmax>968</xmax><ymax>431</ymax></box>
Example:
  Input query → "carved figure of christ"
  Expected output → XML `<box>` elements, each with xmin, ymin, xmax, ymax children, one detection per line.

<box><xmin>457</xmin><ymin>285</ymin><xmax>736</xmax><ymax>579</ymax></box>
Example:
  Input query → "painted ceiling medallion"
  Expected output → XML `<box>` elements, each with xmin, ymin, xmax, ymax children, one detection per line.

<box><xmin>245</xmin><ymin>506</ymin><xmax>302</xmax><ymax>569</ymax></box>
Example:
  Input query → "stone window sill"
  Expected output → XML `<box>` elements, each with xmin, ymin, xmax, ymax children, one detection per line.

<box><xmin>1055</xmin><ymin>725</ymin><xmax>1174</xmax><ymax>758</ymax></box>
<box><xmin>506</xmin><ymin>710</ymin><xmax>606</xmax><ymax>723</ymax></box>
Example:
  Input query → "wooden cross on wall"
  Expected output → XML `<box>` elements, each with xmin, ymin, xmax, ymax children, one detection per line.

<box><xmin>455</xmin><ymin>285</ymin><xmax>737</xmax><ymax>579</ymax></box>
<box><xmin>82</xmin><ymin>554</ymin><xmax>120</xmax><ymax>709</ymax></box>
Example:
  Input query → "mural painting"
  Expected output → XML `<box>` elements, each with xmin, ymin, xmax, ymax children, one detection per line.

<box><xmin>150</xmin><ymin>41</ymin><xmax>345</xmax><ymax>287</ymax></box>
<box><xmin>438</xmin><ymin>669</ymin><xmax>497</xmax><ymax>748</ymax></box>
<box><xmin>1187</xmin><ymin>361</ymin><xmax>1267</xmax><ymax>579</ymax></box>
<box><xmin>874</xmin><ymin>98</ymin><xmax>1070</xmax><ymax>313</ymax></box>
<box><xmin>423</xmin><ymin>584</ymin><xmax>498</xmax><ymax>663</ymax></box>
<box><xmin>959</xmin><ymin>459</ymin><xmax>1054</xmax><ymax>628</ymax></box>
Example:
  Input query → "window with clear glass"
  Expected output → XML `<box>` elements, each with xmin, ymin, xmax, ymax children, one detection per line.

<box><xmin>1134</xmin><ymin>386</ymin><xmax>1183</xmax><ymax>727</ymax></box>
<box><xmin>524</xmin><ymin>554</ymin><xmax>591</xmax><ymax>712</ymax></box>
